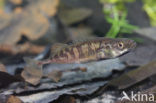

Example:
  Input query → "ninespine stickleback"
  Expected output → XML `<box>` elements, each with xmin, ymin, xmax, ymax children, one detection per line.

<box><xmin>38</xmin><ymin>37</ymin><xmax>136</xmax><ymax>65</ymax></box>
<box><xmin>22</xmin><ymin>37</ymin><xmax>136</xmax><ymax>84</ymax></box>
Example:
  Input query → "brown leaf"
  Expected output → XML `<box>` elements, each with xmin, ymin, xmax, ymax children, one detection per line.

<box><xmin>0</xmin><ymin>12</ymin><xmax>12</xmax><ymax>30</ymax></box>
<box><xmin>0</xmin><ymin>42</ymin><xmax>45</xmax><ymax>55</ymax></box>
<box><xmin>16</xmin><ymin>81</ymin><xmax>106</xmax><ymax>103</ymax></box>
<box><xmin>0</xmin><ymin>0</ymin><xmax>5</xmax><ymax>13</ymax></box>
<box><xmin>14</xmin><ymin>42</ymin><xmax>45</xmax><ymax>54</ymax></box>
<box><xmin>69</xmin><ymin>27</ymin><xmax>95</xmax><ymax>42</ymax></box>
<box><xmin>59</xmin><ymin>8</ymin><xmax>92</xmax><ymax>25</ymax></box>
<box><xmin>9</xmin><ymin>0</ymin><xmax>22</xmax><ymax>5</ymax></box>
<box><xmin>6</xmin><ymin>95</ymin><xmax>23</xmax><ymax>103</ymax></box>
<box><xmin>28</xmin><ymin>0</ymin><xmax>59</xmax><ymax>17</ymax></box>
<box><xmin>14</xmin><ymin>7</ymin><xmax>23</xmax><ymax>14</ymax></box>
<box><xmin>0</xmin><ymin>94</ymin><xmax>23</xmax><ymax>103</ymax></box>
<box><xmin>0</xmin><ymin>0</ymin><xmax>59</xmax><ymax>45</ymax></box>
<box><xmin>0</xmin><ymin>63</ymin><xmax>7</xmax><ymax>72</ymax></box>
<box><xmin>21</xmin><ymin>58</ymin><xmax>43</xmax><ymax>85</ymax></box>
<box><xmin>108</xmin><ymin>60</ymin><xmax>156</xmax><ymax>89</ymax></box>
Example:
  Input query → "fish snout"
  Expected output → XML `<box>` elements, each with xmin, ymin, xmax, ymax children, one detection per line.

<box><xmin>128</xmin><ymin>39</ymin><xmax>137</xmax><ymax>50</ymax></box>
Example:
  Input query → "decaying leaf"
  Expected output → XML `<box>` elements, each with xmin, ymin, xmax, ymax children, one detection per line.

<box><xmin>18</xmin><ymin>81</ymin><xmax>106</xmax><ymax>103</ymax></box>
<box><xmin>13</xmin><ymin>42</ymin><xmax>45</xmax><ymax>54</ymax></box>
<box><xmin>0</xmin><ymin>0</ymin><xmax>59</xmax><ymax>45</ymax></box>
<box><xmin>59</xmin><ymin>7</ymin><xmax>92</xmax><ymax>25</ymax></box>
<box><xmin>28</xmin><ymin>0</ymin><xmax>59</xmax><ymax>17</ymax></box>
<box><xmin>21</xmin><ymin>58</ymin><xmax>43</xmax><ymax>85</ymax></box>
<box><xmin>20</xmin><ymin>57</ymin><xmax>125</xmax><ymax>86</ymax></box>
<box><xmin>0</xmin><ymin>59</ymin><xmax>125</xmax><ymax>102</ymax></box>
<box><xmin>0</xmin><ymin>42</ymin><xmax>45</xmax><ymax>55</ymax></box>
<box><xmin>0</xmin><ymin>94</ymin><xmax>23</xmax><ymax>103</ymax></box>
<box><xmin>0</xmin><ymin>12</ymin><xmax>12</xmax><ymax>30</ymax></box>
<box><xmin>69</xmin><ymin>27</ymin><xmax>95</xmax><ymax>41</ymax></box>
<box><xmin>0</xmin><ymin>58</ymin><xmax>124</xmax><ymax>94</ymax></box>
<box><xmin>0</xmin><ymin>0</ymin><xmax>5</xmax><ymax>13</ymax></box>
<box><xmin>14</xmin><ymin>7</ymin><xmax>23</xmax><ymax>14</ymax></box>
<box><xmin>6</xmin><ymin>95</ymin><xmax>23</xmax><ymax>103</ymax></box>
<box><xmin>9</xmin><ymin>0</ymin><xmax>22</xmax><ymax>5</ymax></box>
<box><xmin>17</xmin><ymin>58</ymin><xmax>123</xmax><ymax>86</ymax></box>
<box><xmin>108</xmin><ymin>60</ymin><xmax>156</xmax><ymax>89</ymax></box>
<box><xmin>0</xmin><ymin>62</ymin><xmax>7</xmax><ymax>72</ymax></box>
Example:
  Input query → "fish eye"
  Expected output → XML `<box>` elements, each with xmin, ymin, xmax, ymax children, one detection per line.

<box><xmin>118</xmin><ymin>42</ymin><xmax>124</xmax><ymax>49</ymax></box>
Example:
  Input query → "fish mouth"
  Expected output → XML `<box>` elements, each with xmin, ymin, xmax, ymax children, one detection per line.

<box><xmin>117</xmin><ymin>50</ymin><xmax>130</xmax><ymax>57</ymax></box>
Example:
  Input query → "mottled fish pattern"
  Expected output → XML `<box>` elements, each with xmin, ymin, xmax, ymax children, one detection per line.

<box><xmin>39</xmin><ymin>37</ymin><xmax>136</xmax><ymax>64</ymax></box>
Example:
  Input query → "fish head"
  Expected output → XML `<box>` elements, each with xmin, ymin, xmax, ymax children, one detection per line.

<box><xmin>99</xmin><ymin>38</ymin><xmax>136</xmax><ymax>59</ymax></box>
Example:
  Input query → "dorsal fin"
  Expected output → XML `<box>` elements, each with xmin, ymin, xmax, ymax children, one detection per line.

<box><xmin>51</xmin><ymin>43</ymin><xmax>68</xmax><ymax>56</ymax></box>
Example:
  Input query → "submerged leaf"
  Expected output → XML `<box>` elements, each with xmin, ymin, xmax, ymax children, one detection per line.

<box><xmin>59</xmin><ymin>8</ymin><xmax>92</xmax><ymax>25</ymax></box>
<box><xmin>108</xmin><ymin>60</ymin><xmax>156</xmax><ymax>89</ymax></box>
<box><xmin>18</xmin><ymin>81</ymin><xmax>106</xmax><ymax>103</ymax></box>
<box><xmin>9</xmin><ymin>0</ymin><xmax>22</xmax><ymax>5</ymax></box>
<box><xmin>0</xmin><ymin>42</ymin><xmax>45</xmax><ymax>55</ymax></box>
<box><xmin>0</xmin><ymin>62</ymin><xmax>6</xmax><ymax>72</ymax></box>
<box><xmin>21</xmin><ymin>58</ymin><xmax>43</xmax><ymax>85</ymax></box>
<box><xmin>6</xmin><ymin>95</ymin><xmax>23</xmax><ymax>103</ymax></box>
<box><xmin>0</xmin><ymin>0</ymin><xmax>59</xmax><ymax>45</ymax></box>
<box><xmin>0</xmin><ymin>94</ymin><xmax>23</xmax><ymax>103</ymax></box>
<box><xmin>69</xmin><ymin>27</ymin><xmax>95</xmax><ymax>42</ymax></box>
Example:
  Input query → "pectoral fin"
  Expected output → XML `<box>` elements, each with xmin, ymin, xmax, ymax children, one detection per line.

<box><xmin>96</xmin><ymin>49</ymin><xmax>105</xmax><ymax>60</ymax></box>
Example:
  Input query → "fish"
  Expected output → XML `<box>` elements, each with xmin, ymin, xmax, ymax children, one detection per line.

<box><xmin>22</xmin><ymin>37</ymin><xmax>136</xmax><ymax>84</ymax></box>
<box><xmin>38</xmin><ymin>37</ymin><xmax>136</xmax><ymax>64</ymax></box>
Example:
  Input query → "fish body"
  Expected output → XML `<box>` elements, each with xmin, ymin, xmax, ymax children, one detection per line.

<box><xmin>39</xmin><ymin>37</ymin><xmax>136</xmax><ymax>64</ymax></box>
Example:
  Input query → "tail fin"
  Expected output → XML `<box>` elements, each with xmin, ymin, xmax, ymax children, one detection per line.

<box><xmin>21</xmin><ymin>57</ymin><xmax>43</xmax><ymax>85</ymax></box>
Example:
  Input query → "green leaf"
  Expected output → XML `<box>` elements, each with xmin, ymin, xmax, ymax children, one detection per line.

<box><xmin>143</xmin><ymin>0</ymin><xmax>156</xmax><ymax>26</ymax></box>
<box><xmin>100</xmin><ymin>0</ymin><xmax>138</xmax><ymax>38</ymax></box>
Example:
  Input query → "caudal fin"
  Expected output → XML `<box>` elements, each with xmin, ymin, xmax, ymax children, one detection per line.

<box><xmin>21</xmin><ymin>57</ymin><xmax>43</xmax><ymax>85</ymax></box>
